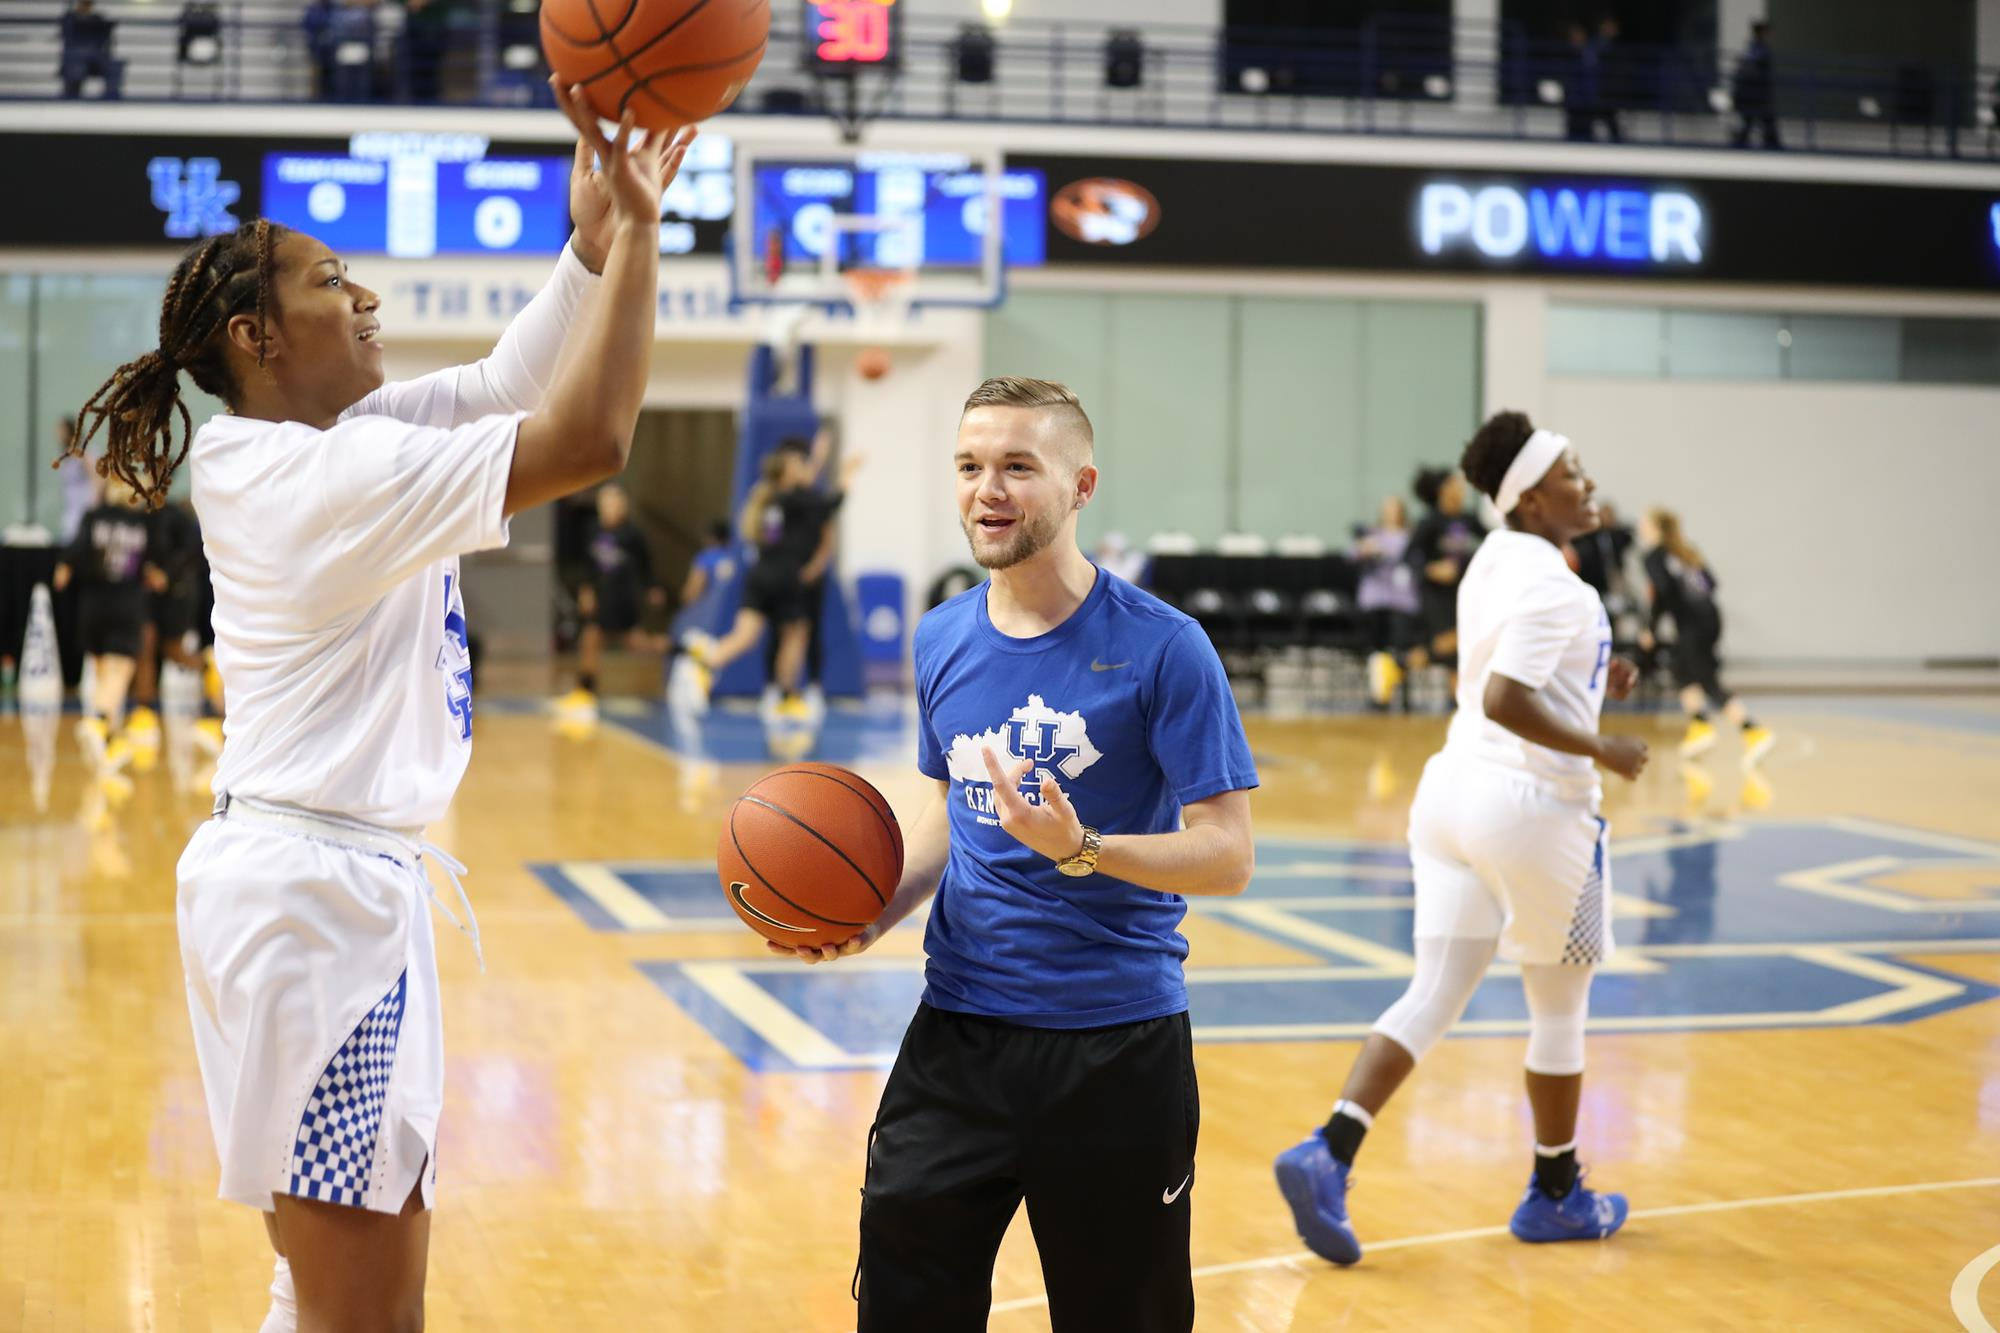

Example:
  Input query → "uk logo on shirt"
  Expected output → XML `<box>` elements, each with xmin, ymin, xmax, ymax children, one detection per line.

<box><xmin>945</xmin><ymin>694</ymin><xmax>1103</xmax><ymax>825</ymax></box>
<box><xmin>438</xmin><ymin>572</ymin><xmax>473</xmax><ymax>742</ymax></box>
<box><xmin>1588</xmin><ymin>603</ymin><xmax>1612</xmax><ymax>692</ymax></box>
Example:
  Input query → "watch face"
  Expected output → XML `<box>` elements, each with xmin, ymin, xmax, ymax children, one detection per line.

<box><xmin>1058</xmin><ymin>859</ymin><xmax>1094</xmax><ymax>877</ymax></box>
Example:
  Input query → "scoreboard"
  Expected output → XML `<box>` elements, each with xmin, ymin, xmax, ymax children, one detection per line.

<box><xmin>261</xmin><ymin>132</ymin><xmax>736</xmax><ymax>258</ymax></box>
<box><xmin>263</xmin><ymin>151</ymin><xmax>574</xmax><ymax>260</ymax></box>
<box><xmin>752</xmin><ymin>157</ymin><xmax>1046</xmax><ymax>268</ymax></box>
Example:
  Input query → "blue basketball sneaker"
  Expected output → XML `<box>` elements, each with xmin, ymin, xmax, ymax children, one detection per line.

<box><xmin>1274</xmin><ymin>1131</ymin><xmax>1362</xmax><ymax>1265</ymax></box>
<box><xmin>1508</xmin><ymin>1172</ymin><xmax>1629</xmax><ymax>1243</ymax></box>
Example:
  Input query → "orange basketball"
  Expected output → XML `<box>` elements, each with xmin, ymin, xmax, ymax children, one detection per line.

<box><xmin>718</xmin><ymin>763</ymin><xmax>903</xmax><ymax>948</ymax></box>
<box><xmin>541</xmin><ymin>0</ymin><xmax>770</xmax><ymax>133</ymax></box>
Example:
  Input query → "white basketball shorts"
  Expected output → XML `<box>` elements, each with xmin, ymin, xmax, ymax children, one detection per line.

<box><xmin>1406</xmin><ymin>753</ymin><xmax>1613</xmax><ymax>967</ymax></box>
<box><xmin>176</xmin><ymin>803</ymin><xmax>445</xmax><ymax>1215</ymax></box>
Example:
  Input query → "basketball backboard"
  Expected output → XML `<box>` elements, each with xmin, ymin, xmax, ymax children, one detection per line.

<box><xmin>728</xmin><ymin>143</ymin><xmax>1046</xmax><ymax>314</ymax></box>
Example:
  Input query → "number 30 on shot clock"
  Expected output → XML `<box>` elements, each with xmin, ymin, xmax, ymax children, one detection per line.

<box><xmin>805</xmin><ymin>0</ymin><xmax>902</xmax><ymax>70</ymax></box>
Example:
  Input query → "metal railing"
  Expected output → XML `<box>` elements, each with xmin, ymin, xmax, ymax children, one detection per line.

<box><xmin>2</xmin><ymin>6</ymin><xmax>1996</xmax><ymax>161</ymax></box>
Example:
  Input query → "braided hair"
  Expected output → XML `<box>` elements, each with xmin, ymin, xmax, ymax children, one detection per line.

<box><xmin>58</xmin><ymin>219</ymin><xmax>287</xmax><ymax>509</ymax></box>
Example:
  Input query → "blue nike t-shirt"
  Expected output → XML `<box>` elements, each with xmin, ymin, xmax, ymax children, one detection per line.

<box><xmin>913</xmin><ymin>567</ymin><xmax>1259</xmax><ymax>1029</ymax></box>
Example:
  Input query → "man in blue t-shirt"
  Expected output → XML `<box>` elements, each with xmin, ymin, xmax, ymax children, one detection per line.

<box><xmin>771</xmin><ymin>376</ymin><xmax>1259</xmax><ymax>1331</ymax></box>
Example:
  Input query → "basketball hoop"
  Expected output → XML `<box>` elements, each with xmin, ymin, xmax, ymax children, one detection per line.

<box><xmin>843</xmin><ymin>268</ymin><xmax>912</xmax><ymax>379</ymax></box>
<box><xmin>842</xmin><ymin>267</ymin><xmax>912</xmax><ymax>322</ymax></box>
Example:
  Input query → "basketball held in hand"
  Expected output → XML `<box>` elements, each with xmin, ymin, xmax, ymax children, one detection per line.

<box><xmin>718</xmin><ymin>762</ymin><xmax>904</xmax><ymax>949</ymax></box>
<box><xmin>541</xmin><ymin>0</ymin><xmax>770</xmax><ymax>133</ymax></box>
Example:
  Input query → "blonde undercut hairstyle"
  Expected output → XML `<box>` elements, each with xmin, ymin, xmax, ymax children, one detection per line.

<box><xmin>961</xmin><ymin>376</ymin><xmax>1094</xmax><ymax>466</ymax></box>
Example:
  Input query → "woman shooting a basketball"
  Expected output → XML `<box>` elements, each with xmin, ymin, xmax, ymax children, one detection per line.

<box><xmin>59</xmin><ymin>83</ymin><xmax>691</xmax><ymax>1331</ymax></box>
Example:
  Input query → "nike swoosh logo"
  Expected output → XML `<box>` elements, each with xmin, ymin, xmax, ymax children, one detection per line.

<box><xmin>1091</xmin><ymin>659</ymin><xmax>1130</xmax><ymax>672</ymax></box>
<box><xmin>1162</xmin><ymin>1174</ymin><xmax>1191</xmax><ymax>1204</ymax></box>
<box><xmin>729</xmin><ymin>882</ymin><xmax>811</xmax><ymax>933</ymax></box>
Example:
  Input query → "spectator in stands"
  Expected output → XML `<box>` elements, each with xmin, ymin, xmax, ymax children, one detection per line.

<box><xmin>1354</xmin><ymin>495</ymin><xmax>1421</xmax><ymax>709</ymax></box>
<box><xmin>58</xmin><ymin>0</ymin><xmax>118</xmax><ymax>100</ymax></box>
<box><xmin>1562</xmin><ymin>23</ymin><xmax>1593</xmax><ymax>142</ymax></box>
<box><xmin>327</xmin><ymin>0</ymin><xmax>378</xmax><ymax>104</ymax></box>
<box><xmin>1731</xmin><ymin>21</ymin><xmax>1780</xmax><ymax>149</ymax></box>
<box><xmin>303</xmin><ymin>0</ymin><xmax>337</xmax><ymax>99</ymax></box>
<box><xmin>1589</xmin><ymin>17</ymin><xmax>1623</xmax><ymax>142</ymax></box>
<box><xmin>1406</xmin><ymin>466</ymin><xmax>1486</xmax><ymax>677</ymax></box>
<box><xmin>400</xmin><ymin>0</ymin><xmax>449</xmax><ymax>103</ymax></box>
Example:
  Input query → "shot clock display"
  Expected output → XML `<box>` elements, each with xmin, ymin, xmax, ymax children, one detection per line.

<box><xmin>804</xmin><ymin>0</ymin><xmax>902</xmax><ymax>71</ymax></box>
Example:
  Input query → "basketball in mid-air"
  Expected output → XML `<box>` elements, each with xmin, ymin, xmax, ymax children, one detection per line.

<box><xmin>718</xmin><ymin>763</ymin><xmax>903</xmax><ymax>949</ymax></box>
<box><xmin>541</xmin><ymin>0</ymin><xmax>770</xmax><ymax>133</ymax></box>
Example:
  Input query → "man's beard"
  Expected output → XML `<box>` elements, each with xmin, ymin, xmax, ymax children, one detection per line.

<box><xmin>963</xmin><ymin>505</ymin><xmax>1065</xmax><ymax>570</ymax></box>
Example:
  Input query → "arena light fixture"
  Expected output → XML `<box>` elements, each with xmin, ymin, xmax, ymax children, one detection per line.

<box><xmin>980</xmin><ymin>0</ymin><xmax>1010</xmax><ymax>20</ymax></box>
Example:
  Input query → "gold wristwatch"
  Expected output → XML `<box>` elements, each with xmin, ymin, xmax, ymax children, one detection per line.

<box><xmin>1056</xmin><ymin>825</ymin><xmax>1102</xmax><ymax>878</ymax></box>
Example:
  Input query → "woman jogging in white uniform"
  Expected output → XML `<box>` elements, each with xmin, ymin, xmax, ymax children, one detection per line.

<box><xmin>1275</xmin><ymin>410</ymin><xmax>1649</xmax><ymax>1265</ymax></box>
<box><xmin>60</xmin><ymin>84</ymin><xmax>691</xmax><ymax>1331</ymax></box>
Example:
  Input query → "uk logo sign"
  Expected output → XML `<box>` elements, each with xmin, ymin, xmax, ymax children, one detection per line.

<box><xmin>148</xmin><ymin>156</ymin><xmax>241</xmax><ymax>239</ymax></box>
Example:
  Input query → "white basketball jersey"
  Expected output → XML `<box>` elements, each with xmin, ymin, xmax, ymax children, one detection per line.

<box><xmin>1444</xmin><ymin>529</ymin><xmax>1613</xmax><ymax>802</ymax></box>
<box><xmin>192</xmin><ymin>244</ymin><xmax>594</xmax><ymax>828</ymax></box>
<box><xmin>194</xmin><ymin>399</ymin><xmax>520</xmax><ymax>829</ymax></box>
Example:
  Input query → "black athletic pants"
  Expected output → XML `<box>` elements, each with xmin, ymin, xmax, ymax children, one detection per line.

<box><xmin>856</xmin><ymin>1003</ymin><xmax>1199</xmax><ymax>1333</ymax></box>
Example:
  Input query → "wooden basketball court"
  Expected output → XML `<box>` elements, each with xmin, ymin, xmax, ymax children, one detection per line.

<box><xmin>5</xmin><ymin>692</ymin><xmax>1999</xmax><ymax>1330</ymax></box>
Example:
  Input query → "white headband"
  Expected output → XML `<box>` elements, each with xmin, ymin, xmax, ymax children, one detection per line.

<box><xmin>1495</xmin><ymin>429</ymin><xmax>1569</xmax><ymax>515</ymax></box>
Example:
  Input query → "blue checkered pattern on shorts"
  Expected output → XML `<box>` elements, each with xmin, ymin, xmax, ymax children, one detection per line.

<box><xmin>1559</xmin><ymin>819</ymin><xmax>1609</xmax><ymax>967</ymax></box>
<box><xmin>288</xmin><ymin>971</ymin><xmax>407</xmax><ymax>1208</ymax></box>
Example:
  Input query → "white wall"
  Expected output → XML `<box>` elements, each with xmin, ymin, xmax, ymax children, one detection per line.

<box><xmin>823</xmin><ymin>313</ymin><xmax>989</xmax><ymax>614</ymax></box>
<box><xmin>1981</xmin><ymin>0</ymin><xmax>2000</xmax><ymax>71</ymax></box>
<box><xmin>1544</xmin><ymin>377</ymin><xmax>2000</xmax><ymax>664</ymax></box>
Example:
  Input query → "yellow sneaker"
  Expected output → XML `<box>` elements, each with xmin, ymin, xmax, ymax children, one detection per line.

<box><xmin>1678</xmin><ymin>719</ymin><xmax>1718</xmax><ymax>759</ymax></box>
<box><xmin>554</xmin><ymin>686</ymin><xmax>599</xmax><ymax>725</ymax></box>
<box><xmin>668</xmin><ymin>652</ymin><xmax>713</xmax><ymax>715</ymax></box>
<box><xmin>775</xmin><ymin>693</ymin><xmax>812</xmax><ymax>722</ymax></box>
<box><xmin>765</xmin><ymin>726</ymin><xmax>816</xmax><ymax>762</ymax></box>
<box><xmin>76</xmin><ymin>716</ymin><xmax>109</xmax><ymax>765</ymax></box>
<box><xmin>1680</xmin><ymin>762</ymin><xmax>1715</xmax><ymax>810</ymax></box>
<box><xmin>1741</xmin><ymin>725</ymin><xmax>1775</xmax><ymax>768</ymax></box>
<box><xmin>100</xmin><ymin>768</ymin><xmax>135</xmax><ymax>805</ymax></box>
<box><xmin>103</xmin><ymin>734</ymin><xmax>135</xmax><ymax>773</ymax></box>
<box><xmin>124</xmin><ymin>706</ymin><xmax>162</xmax><ymax>771</ymax></box>
<box><xmin>1739</xmin><ymin>768</ymin><xmax>1774</xmax><ymax>812</ymax></box>
<box><xmin>1367</xmin><ymin>652</ymin><xmax>1404</xmax><ymax>708</ymax></box>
